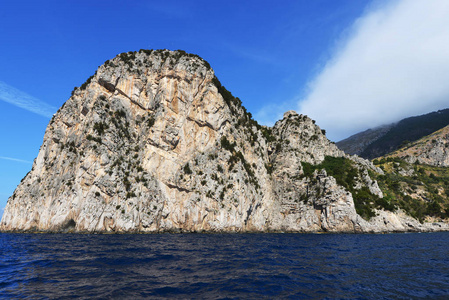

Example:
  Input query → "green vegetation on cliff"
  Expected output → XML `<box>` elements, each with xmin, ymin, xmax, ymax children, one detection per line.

<box><xmin>302</xmin><ymin>155</ymin><xmax>449</xmax><ymax>222</ymax></box>
<box><xmin>302</xmin><ymin>156</ymin><xmax>381</xmax><ymax>220</ymax></box>
<box><xmin>373</xmin><ymin>157</ymin><xmax>449</xmax><ymax>222</ymax></box>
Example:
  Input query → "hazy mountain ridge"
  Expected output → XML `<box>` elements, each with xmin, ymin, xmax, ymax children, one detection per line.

<box><xmin>337</xmin><ymin>109</ymin><xmax>449</xmax><ymax>159</ymax></box>
<box><xmin>336</xmin><ymin>124</ymin><xmax>394</xmax><ymax>156</ymax></box>
<box><xmin>1</xmin><ymin>50</ymin><xmax>447</xmax><ymax>233</ymax></box>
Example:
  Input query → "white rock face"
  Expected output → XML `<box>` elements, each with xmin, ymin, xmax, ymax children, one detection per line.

<box><xmin>1</xmin><ymin>50</ymin><xmax>447</xmax><ymax>233</ymax></box>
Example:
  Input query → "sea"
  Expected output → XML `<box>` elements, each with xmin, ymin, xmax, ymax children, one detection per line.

<box><xmin>0</xmin><ymin>232</ymin><xmax>448</xmax><ymax>299</ymax></box>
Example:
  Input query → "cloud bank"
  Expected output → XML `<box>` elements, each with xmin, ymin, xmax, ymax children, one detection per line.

<box><xmin>0</xmin><ymin>81</ymin><xmax>56</xmax><ymax>118</ymax></box>
<box><xmin>299</xmin><ymin>0</ymin><xmax>449</xmax><ymax>141</ymax></box>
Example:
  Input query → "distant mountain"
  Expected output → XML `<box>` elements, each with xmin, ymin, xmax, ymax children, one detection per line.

<box><xmin>336</xmin><ymin>124</ymin><xmax>394</xmax><ymax>156</ymax></box>
<box><xmin>337</xmin><ymin>108</ymin><xmax>449</xmax><ymax>159</ymax></box>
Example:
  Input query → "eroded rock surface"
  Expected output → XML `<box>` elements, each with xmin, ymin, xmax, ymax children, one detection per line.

<box><xmin>1</xmin><ymin>50</ymin><xmax>447</xmax><ymax>233</ymax></box>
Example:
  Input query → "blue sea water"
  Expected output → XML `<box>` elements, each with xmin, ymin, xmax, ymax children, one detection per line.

<box><xmin>0</xmin><ymin>232</ymin><xmax>448</xmax><ymax>299</ymax></box>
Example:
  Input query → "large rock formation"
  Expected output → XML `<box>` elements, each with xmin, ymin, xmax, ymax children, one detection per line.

<box><xmin>1</xmin><ymin>50</ymin><xmax>447</xmax><ymax>233</ymax></box>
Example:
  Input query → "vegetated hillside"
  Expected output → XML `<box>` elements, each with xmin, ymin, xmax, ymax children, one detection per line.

<box><xmin>338</xmin><ymin>108</ymin><xmax>449</xmax><ymax>159</ymax></box>
<box><xmin>370</xmin><ymin>125</ymin><xmax>449</xmax><ymax>222</ymax></box>
<box><xmin>1</xmin><ymin>49</ymin><xmax>448</xmax><ymax>233</ymax></box>
<box><xmin>372</xmin><ymin>157</ymin><xmax>449</xmax><ymax>222</ymax></box>
<box><xmin>384</xmin><ymin>124</ymin><xmax>449</xmax><ymax>167</ymax></box>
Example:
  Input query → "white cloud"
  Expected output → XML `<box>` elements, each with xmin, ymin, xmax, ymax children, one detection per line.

<box><xmin>0</xmin><ymin>81</ymin><xmax>56</xmax><ymax>118</ymax></box>
<box><xmin>0</xmin><ymin>156</ymin><xmax>32</xmax><ymax>164</ymax></box>
<box><xmin>298</xmin><ymin>0</ymin><xmax>449</xmax><ymax>141</ymax></box>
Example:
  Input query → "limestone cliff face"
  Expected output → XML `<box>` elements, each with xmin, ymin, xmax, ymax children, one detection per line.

<box><xmin>1</xmin><ymin>50</ymin><xmax>447</xmax><ymax>233</ymax></box>
<box><xmin>267</xmin><ymin>111</ymin><xmax>359</xmax><ymax>232</ymax></box>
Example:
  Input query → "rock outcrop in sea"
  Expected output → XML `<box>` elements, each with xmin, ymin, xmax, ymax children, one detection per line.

<box><xmin>1</xmin><ymin>50</ymin><xmax>447</xmax><ymax>233</ymax></box>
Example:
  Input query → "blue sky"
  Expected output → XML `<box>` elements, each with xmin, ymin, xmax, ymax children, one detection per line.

<box><xmin>2</xmin><ymin>0</ymin><xmax>449</xmax><ymax>217</ymax></box>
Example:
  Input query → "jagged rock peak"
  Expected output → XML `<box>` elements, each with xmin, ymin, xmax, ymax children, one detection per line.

<box><xmin>283</xmin><ymin>110</ymin><xmax>299</xmax><ymax>118</ymax></box>
<box><xmin>272</xmin><ymin>110</ymin><xmax>344</xmax><ymax>165</ymax></box>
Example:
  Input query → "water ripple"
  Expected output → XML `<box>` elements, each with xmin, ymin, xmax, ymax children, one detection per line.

<box><xmin>0</xmin><ymin>233</ymin><xmax>448</xmax><ymax>299</ymax></box>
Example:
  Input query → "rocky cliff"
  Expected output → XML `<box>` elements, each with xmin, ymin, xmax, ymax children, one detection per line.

<box><xmin>1</xmin><ymin>50</ymin><xmax>447</xmax><ymax>233</ymax></box>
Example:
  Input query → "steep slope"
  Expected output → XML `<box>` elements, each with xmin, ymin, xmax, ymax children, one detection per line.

<box><xmin>337</xmin><ymin>109</ymin><xmax>449</xmax><ymax>159</ymax></box>
<box><xmin>371</xmin><ymin>157</ymin><xmax>449</xmax><ymax>223</ymax></box>
<box><xmin>1</xmin><ymin>50</ymin><xmax>447</xmax><ymax>233</ymax></box>
<box><xmin>384</xmin><ymin>125</ymin><xmax>449</xmax><ymax>167</ymax></box>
